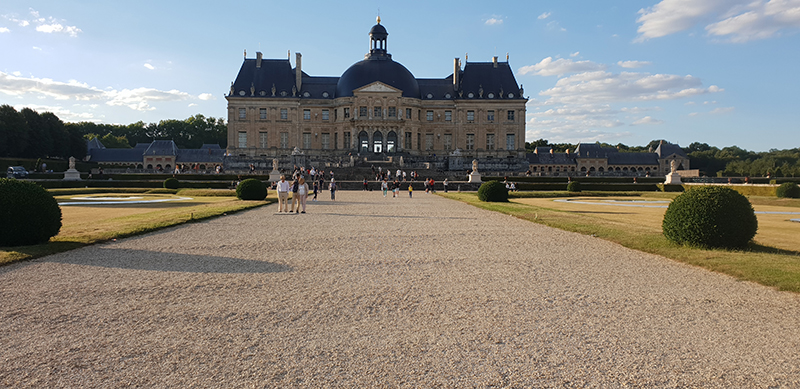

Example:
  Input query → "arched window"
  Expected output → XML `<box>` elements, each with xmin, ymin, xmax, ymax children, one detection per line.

<box><xmin>165</xmin><ymin>164</ymin><xmax>172</xmax><ymax>171</ymax></box>
<box><xmin>359</xmin><ymin>131</ymin><xmax>369</xmax><ymax>152</ymax></box>
<box><xmin>137</xmin><ymin>164</ymin><xmax>143</xmax><ymax>169</ymax></box>
<box><xmin>598</xmin><ymin>167</ymin><xmax>604</xmax><ymax>172</ymax></box>
<box><xmin>147</xmin><ymin>164</ymin><xmax>153</xmax><ymax>169</ymax></box>
<box><xmin>372</xmin><ymin>131</ymin><xmax>383</xmax><ymax>153</ymax></box>
<box><xmin>387</xmin><ymin>131</ymin><xmax>397</xmax><ymax>153</ymax></box>
<box><xmin>637</xmin><ymin>167</ymin><xmax>644</xmax><ymax>172</ymax></box>
<box><xmin>615</xmin><ymin>167</ymin><xmax>621</xmax><ymax>172</ymax></box>
<box><xmin>589</xmin><ymin>167</ymin><xmax>596</xmax><ymax>172</ymax></box>
<box><xmin>580</xmin><ymin>167</ymin><xmax>587</xmax><ymax>172</ymax></box>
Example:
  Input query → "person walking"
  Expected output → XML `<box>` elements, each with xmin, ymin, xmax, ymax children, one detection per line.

<box><xmin>329</xmin><ymin>179</ymin><xmax>337</xmax><ymax>201</ymax></box>
<box><xmin>393</xmin><ymin>179</ymin><xmax>400</xmax><ymax>198</ymax></box>
<box><xmin>363</xmin><ymin>178</ymin><xmax>369</xmax><ymax>191</ymax></box>
<box><xmin>312</xmin><ymin>181</ymin><xmax>318</xmax><ymax>202</ymax></box>
<box><xmin>443</xmin><ymin>178</ymin><xmax>449</xmax><ymax>193</ymax></box>
<box><xmin>296</xmin><ymin>177</ymin><xmax>309</xmax><ymax>213</ymax></box>
<box><xmin>408</xmin><ymin>183</ymin><xmax>413</xmax><ymax>198</ymax></box>
<box><xmin>276</xmin><ymin>175</ymin><xmax>290</xmax><ymax>212</ymax></box>
<box><xmin>290</xmin><ymin>177</ymin><xmax>301</xmax><ymax>213</ymax></box>
<box><xmin>381</xmin><ymin>180</ymin><xmax>389</xmax><ymax>197</ymax></box>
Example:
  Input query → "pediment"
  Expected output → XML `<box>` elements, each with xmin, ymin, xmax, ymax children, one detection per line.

<box><xmin>356</xmin><ymin>82</ymin><xmax>402</xmax><ymax>93</ymax></box>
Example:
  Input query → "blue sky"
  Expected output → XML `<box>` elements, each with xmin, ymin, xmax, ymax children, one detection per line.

<box><xmin>1</xmin><ymin>0</ymin><xmax>799</xmax><ymax>151</ymax></box>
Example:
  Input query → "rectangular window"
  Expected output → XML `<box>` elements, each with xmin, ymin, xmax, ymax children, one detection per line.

<box><xmin>443</xmin><ymin>134</ymin><xmax>453</xmax><ymax>150</ymax></box>
<box><xmin>374</xmin><ymin>106</ymin><xmax>381</xmax><ymax>118</ymax></box>
<box><xmin>417</xmin><ymin>133</ymin><xmax>421</xmax><ymax>150</ymax></box>
<box><xmin>487</xmin><ymin>110</ymin><xmax>495</xmax><ymax>122</ymax></box>
<box><xmin>238</xmin><ymin>108</ymin><xmax>246</xmax><ymax>120</ymax></box>
<box><xmin>445</xmin><ymin>110</ymin><xmax>452</xmax><ymax>121</ymax></box>
<box><xmin>334</xmin><ymin>132</ymin><xmax>338</xmax><ymax>150</ymax></box>
<box><xmin>507</xmin><ymin>110</ymin><xmax>515</xmax><ymax>121</ymax></box>
<box><xmin>238</xmin><ymin>131</ymin><xmax>247</xmax><ymax>148</ymax></box>
<box><xmin>388</xmin><ymin>107</ymin><xmax>396</xmax><ymax>117</ymax></box>
<box><xmin>259</xmin><ymin>131</ymin><xmax>268</xmax><ymax>148</ymax></box>
<box><xmin>405</xmin><ymin>132</ymin><xmax>412</xmax><ymax>149</ymax></box>
<box><xmin>321</xmin><ymin>133</ymin><xmax>330</xmax><ymax>150</ymax></box>
<box><xmin>259</xmin><ymin>108</ymin><xmax>267</xmax><ymax>120</ymax></box>
<box><xmin>406</xmin><ymin>108</ymin><xmax>412</xmax><ymax>119</ymax></box>
<box><xmin>322</xmin><ymin>109</ymin><xmax>329</xmax><ymax>121</ymax></box>
<box><xmin>344</xmin><ymin>108</ymin><xmax>350</xmax><ymax>118</ymax></box>
<box><xmin>280</xmin><ymin>132</ymin><xmax>288</xmax><ymax>149</ymax></box>
<box><xmin>506</xmin><ymin>134</ymin><xmax>516</xmax><ymax>150</ymax></box>
<box><xmin>426</xmin><ymin>110</ymin><xmax>434</xmax><ymax>121</ymax></box>
<box><xmin>486</xmin><ymin>133</ymin><xmax>495</xmax><ymax>150</ymax></box>
<box><xmin>466</xmin><ymin>134</ymin><xmax>475</xmax><ymax>150</ymax></box>
<box><xmin>343</xmin><ymin>132</ymin><xmax>351</xmax><ymax>149</ymax></box>
<box><xmin>467</xmin><ymin>110</ymin><xmax>475</xmax><ymax>122</ymax></box>
<box><xmin>359</xmin><ymin>106</ymin><xmax>368</xmax><ymax>117</ymax></box>
<box><xmin>425</xmin><ymin>134</ymin><xmax>434</xmax><ymax>151</ymax></box>
<box><xmin>280</xmin><ymin>108</ymin><xmax>288</xmax><ymax>120</ymax></box>
<box><xmin>303</xmin><ymin>133</ymin><xmax>312</xmax><ymax>149</ymax></box>
<box><xmin>303</xmin><ymin>109</ymin><xmax>311</xmax><ymax>120</ymax></box>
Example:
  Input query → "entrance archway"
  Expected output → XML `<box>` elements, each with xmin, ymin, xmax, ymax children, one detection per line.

<box><xmin>359</xmin><ymin>131</ymin><xmax>369</xmax><ymax>153</ymax></box>
<box><xmin>373</xmin><ymin>131</ymin><xmax>383</xmax><ymax>153</ymax></box>
<box><xmin>387</xmin><ymin>131</ymin><xmax>397</xmax><ymax>153</ymax></box>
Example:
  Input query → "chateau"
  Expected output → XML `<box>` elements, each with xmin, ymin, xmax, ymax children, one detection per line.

<box><xmin>225</xmin><ymin>18</ymin><xmax>527</xmax><ymax>168</ymax></box>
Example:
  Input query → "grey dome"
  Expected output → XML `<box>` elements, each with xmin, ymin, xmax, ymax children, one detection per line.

<box><xmin>336</xmin><ymin>57</ymin><xmax>420</xmax><ymax>98</ymax></box>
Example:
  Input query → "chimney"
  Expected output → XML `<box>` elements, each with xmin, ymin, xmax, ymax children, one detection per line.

<box><xmin>453</xmin><ymin>58</ymin><xmax>460</xmax><ymax>90</ymax></box>
<box><xmin>493</xmin><ymin>56</ymin><xmax>498</xmax><ymax>68</ymax></box>
<box><xmin>295</xmin><ymin>52</ymin><xmax>302</xmax><ymax>92</ymax></box>
<box><xmin>256</xmin><ymin>52</ymin><xmax>262</xmax><ymax>68</ymax></box>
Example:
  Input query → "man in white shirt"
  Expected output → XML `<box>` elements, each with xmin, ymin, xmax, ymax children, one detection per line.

<box><xmin>276</xmin><ymin>175</ymin><xmax>291</xmax><ymax>212</ymax></box>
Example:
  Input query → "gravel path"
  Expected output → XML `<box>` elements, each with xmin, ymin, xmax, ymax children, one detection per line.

<box><xmin>2</xmin><ymin>191</ymin><xmax>800</xmax><ymax>388</ymax></box>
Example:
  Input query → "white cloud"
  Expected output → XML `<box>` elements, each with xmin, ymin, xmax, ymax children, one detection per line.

<box><xmin>710</xmin><ymin>106</ymin><xmax>734</xmax><ymax>114</ymax></box>
<box><xmin>0</xmin><ymin>27</ymin><xmax>9</xmax><ymax>33</ymax></box>
<box><xmin>32</xmin><ymin>46</ymin><xmax>42</xmax><ymax>51</ymax></box>
<box><xmin>0</xmin><ymin>71</ymin><xmax>195</xmax><ymax>112</ymax></box>
<box><xmin>632</xmin><ymin>116</ymin><xmax>664</xmax><ymax>125</ymax></box>
<box><xmin>485</xmin><ymin>17</ymin><xmax>503</xmax><ymax>26</ymax></box>
<box><xmin>635</xmin><ymin>0</ymin><xmax>800</xmax><ymax>42</ymax></box>
<box><xmin>36</xmin><ymin>22</ymin><xmax>81</xmax><ymax>37</ymax></box>
<box><xmin>570</xmin><ymin>51</ymin><xmax>579</xmax><ymax>57</ymax></box>
<box><xmin>539</xmin><ymin>70</ymin><xmax>722</xmax><ymax>105</ymax></box>
<box><xmin>144</xmin><ymin>63</ymin><xmax>155</xmax><ymax>70</ymax></box>
<box><xmin>538</xmin><ymin>12</ymin><xmax>551</xmax><ymax>20</ymax></box>
<box><xmin>547</xmin><ymin>21</ymin><xmax>566</xmax><ymax>32</ymax></box>
<box><xmin>105</xmin><ymin>88</ymin><xmax>191</xmax><ymax>111</ymax></box>
<box><xmin>519</xmin><ymin>57</ymin><xmax>606</xmax><ymax>77</ymax></box>
<box><xmin>13</xmin><ymin>103</ymin><xmax>98</xmax><ymax>122</ymax></box>
<box><xmin>188</xmin><ymin>103</ymin><xmax>198</xmax><ymax>107</ymax></box>
<box><xmin>198</xmin><ymin>93</ymin><xmax>214</xmax><ymax>100</ymax></box>
<box><xmin>617</xmin><ymin>60</ymin><xmax>652</xmax><ymax>68</ymax></box>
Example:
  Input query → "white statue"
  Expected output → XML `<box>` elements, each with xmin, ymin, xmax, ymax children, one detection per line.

<box><xmin>69</xmin><ymin>156</ymin><xmax>76</xmax><ymax>170</ymax></box>
<box><xmin>272</xmin><ymin>158</ymin><xmax>279</xmax><ymax>171</ymax></box>
<box><xmin>670</xmin><ymin>159</ymin><xmax>677</xmax><ymax>173</ymax></box>
<box><xmin>472</xmin><ymin>159</ymin><xmax>479</xmax><ymax>173</ymax></box>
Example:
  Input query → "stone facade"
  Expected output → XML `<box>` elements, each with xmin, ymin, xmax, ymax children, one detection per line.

<box><xmin>225</xmin><ymin>19</ymin><xmax>527</xmax><ymax>167</ymax></box>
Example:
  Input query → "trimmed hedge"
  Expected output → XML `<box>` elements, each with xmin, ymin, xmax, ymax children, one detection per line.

<box><xmin>0</xmin><ymin>179</ymin><xmax>62</xmax><ymax>246</ymax></box>
<box><xmin>163</xmin><ymin>178</ymin><xmax>180</xmax><ymax>189</ymax></box>
<box><xmin>662</xmin><ymin>186</ymin><xmax>757</xmax><ymax>249</ymax></box>
<box><xmin>658</xmin><ymin>184</ymin><xmax>685</xmax><ymax>192</ymax></box>
<box><xmin>478</xmin><ymin>181</ymin><xmax>508</xmax><ymax>202</ymax></box>
<box><xmin>566</xmin><ymin>181</ymin><xmax>582</xmax><ymax>192</ymax></box>
<box><xmin>776</xmin><ymin>182</ymin><xmax>800</xmax><ymax>198</ymax></box>
<box><xmin>236</xmin><ymin>178</ymin><xmax>268</xmax><ymax>200</ymax></box>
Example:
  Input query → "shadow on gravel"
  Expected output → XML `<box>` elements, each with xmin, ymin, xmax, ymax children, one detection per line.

<box><xmin>46</xmin><ymin>248</ymin><xmax>293</xmax><ymax>274</ymax></box>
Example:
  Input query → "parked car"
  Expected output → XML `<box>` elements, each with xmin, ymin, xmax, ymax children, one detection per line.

<box><xmin>6</xmin><ymin>166</ymin><xmax>29</xmax><ymax>179</ymax></box>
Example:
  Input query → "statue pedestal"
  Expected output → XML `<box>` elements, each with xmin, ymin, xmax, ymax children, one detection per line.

<box><xmin>664</xmin><ymin>172</ymin><xmax>682</xmax><ymax>184</ymax></box>
<box><xmin>468</xmin><ymin>172</ymin><xmax>482</xmax><ymax>183</ymax></box>
<box><xmin>269</xmin><ymin>170</ymin><xmax>281</xmax><ymax>183</ymax></box>
<box><xmin>63</xmin><ymin>169</ymin><xmax>81</xmax><ymax>181</ymax></box>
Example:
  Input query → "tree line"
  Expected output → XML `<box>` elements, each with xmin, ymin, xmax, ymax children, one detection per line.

<box><xmin>525</xmin><ymin>139</ymin><xmax>800</xmax><ymax>177</ymax></box>
<box><xmin>0</xmin><ymin>105</ymin><xmax>227</xmax><ymax>160</ymax></box>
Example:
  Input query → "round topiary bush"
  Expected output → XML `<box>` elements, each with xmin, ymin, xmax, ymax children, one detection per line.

<box><xmin>163</xmin><ymin>177</ymin><xmax>180</xmax><ymax>189</ymax></box>
<box><xmin>0</xmin><ymin>178</ymin><xmax>62</xmax><ymax>246</ymax></box>
<box><xmin>478</xmin><ymin>180</ymin><xmax>508</xmax><ymax>202</ymax></box>
<box><xmin>662</xmin><ymin>186</ymin><xmax>757</xmax><ymax>249</ymax></box>
<box><xmin>566</xmin><ymin>181</ymin><xmax>581</xmax><ymax>192</ymax></box>
<box><xmin>236</xmin><ymin>178</ymin><xmax>268</xmax><ymax>200</ymax></box>
<box><xmin>776</xmin><ymin>182</ymin><xmax>800</xmax><ymax>198</ymax></box>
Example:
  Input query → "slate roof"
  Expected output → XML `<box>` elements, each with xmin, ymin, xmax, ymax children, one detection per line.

<box><xmin>86</xmin><ymin>137</ymin><xmax>105</xmax><ymax>150</ymax></box>
<box><xmin>229</xmin><ymin>22</ymin><xmax>524</xmax><ymax>102</ymax></box>
<box><xmin>88</xmin><ymin>148</ymin><xmax>145</xmax><ymax>163</ymax></box>
<box><xmin>573</xmin><ymin>143</ymin><xmax>618</xmax><ymax>158</ymax></box>
<box><xmin>527</xmin><ymin>152</ymin><xmax>577</xmax><ymax>165</ymax></box>
<box><xmin>88</xmin><ymin>140</ymin><xmax>226</xmax><ymax>164</ymax></box>
<box><xmin>143</xmin><ymin>140</ymin><xmax>179</xmax><ymax>156</ymax></box>
<box><xmin>607</xmin><ymin>152</ymin><xmax>659</xmax><ymax>165</ymax></box>
<box><xmin>655</xmin><ymin>142</ymin><xmax>687</xmax><ymax>158</ymax></box>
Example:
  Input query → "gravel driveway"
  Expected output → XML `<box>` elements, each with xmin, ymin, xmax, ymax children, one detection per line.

<box><xmin>2</xmin><ymin>191</ymin><xmax>799</xmax><ymax>387</ymax></box>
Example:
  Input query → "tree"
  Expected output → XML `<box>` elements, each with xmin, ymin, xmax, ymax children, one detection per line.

<box><xmin>0</xmin><ymin>105</ymin><xmax>30</xmax><ymax>158</ymax></box>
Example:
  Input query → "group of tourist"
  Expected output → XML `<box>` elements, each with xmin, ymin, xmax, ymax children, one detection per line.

<box><xmin>275</xmin><ymin>170</ymin><xmax>338</xmax><ymax>213</ymax></box>
<box><xmin>370</xmin><ymin>166</ymin><xmax>420</xmax><ymax>182</ymax></box>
